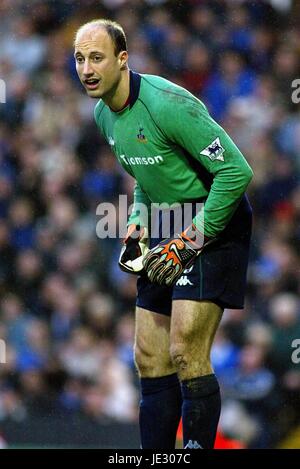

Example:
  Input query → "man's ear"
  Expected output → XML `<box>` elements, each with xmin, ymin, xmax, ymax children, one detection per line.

<box><xmin>119</xmin><ymin>51</ymin><xmax>128</xmax><ymax>69</ymax></box>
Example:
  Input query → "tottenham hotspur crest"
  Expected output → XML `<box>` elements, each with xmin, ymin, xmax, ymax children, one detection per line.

<box><xmin>137</xmin><ymin>126</ymin><xmax>148</xmax><ymax>143</ymax></box>
<box><xmin>200</xmin><ymin>137</ymin><xmax>225</xmax><ymax>162</ymax></box>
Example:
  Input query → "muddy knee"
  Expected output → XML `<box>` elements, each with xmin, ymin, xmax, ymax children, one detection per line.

<box><xmin>170</xmin><ymin>343</ymin><xmax>190</xmax><ymax>372</ymax></box>
<box><xmin>170</xmin><ymin>342</ymin><xmax>212</xmax><ymax>379</ymax></box>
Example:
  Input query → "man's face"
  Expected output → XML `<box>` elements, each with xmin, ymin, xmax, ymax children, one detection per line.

<box><xmin>74</xmin><ymin>27</ymin><xmax>126</xmax><ymax>99</ymax></box>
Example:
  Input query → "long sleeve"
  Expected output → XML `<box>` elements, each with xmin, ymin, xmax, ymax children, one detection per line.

<box><xmin>158</xmin><ymin>94</ymin><xmax>253</xmax><ymax>238</ymax></box>
<box><xmin>127</xmin><ymin>181</ymin><xmax>152</xmax><ymax>228</ymax></box>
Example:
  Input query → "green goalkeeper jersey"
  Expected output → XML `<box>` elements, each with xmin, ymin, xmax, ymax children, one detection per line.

<box><xmin>94</xmin><ymin>71</ymin><xmax>253</xmax><ymax>238</ymax></box>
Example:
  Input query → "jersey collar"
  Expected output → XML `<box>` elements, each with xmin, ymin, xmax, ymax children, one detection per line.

<box><xmin>128</xmin><ymin>70</ymin><xmax>141</xmax><ymax>109</ymax></box>
<box><xmin>111</xmin><ymin>70</ymin><xmax>141</xmax><ymax>114</ymax></box>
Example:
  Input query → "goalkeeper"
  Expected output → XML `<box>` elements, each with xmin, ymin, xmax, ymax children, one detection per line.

<box><xmin>74</xmin><ymin>19</ymin><xmax>253</xmax><ymax>449</ymax></box>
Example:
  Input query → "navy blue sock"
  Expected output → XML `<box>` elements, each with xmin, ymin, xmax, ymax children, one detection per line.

<box><xmin>139</xmin><ymin>373</ymin><xmax>182</xmax><ymax>449</ymax></box>
<box><xmin>181</xmin><ymin>374</ymin><xmax>221</xmax><ymax>449</ymax></box>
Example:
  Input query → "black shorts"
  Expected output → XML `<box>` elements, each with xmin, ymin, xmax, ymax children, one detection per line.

<box><xmin>136</xmin><ymin>195</ymin><xmax>252</xmax><ymax>315</ymax></box>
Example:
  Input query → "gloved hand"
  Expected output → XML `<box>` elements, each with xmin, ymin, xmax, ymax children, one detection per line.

<box><xmin>119</xmin><ymin>224</ymin><xmax>149</xmax><ymax>275</ymax></box>
<box><xmin>142</xmin><ymin>223</ymin><xmax>213</xmax><ymax>286</ymax></box>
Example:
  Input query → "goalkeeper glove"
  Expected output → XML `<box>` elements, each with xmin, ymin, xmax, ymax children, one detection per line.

<box><xmin>142</xmin><ymin>224</ymin><xmax>213</xmax><ymax>286</ymax></box>
<box><xmin>119</xmin><ymin>225</ymin><xmax>149</xmax><ymax>275</ymax></box>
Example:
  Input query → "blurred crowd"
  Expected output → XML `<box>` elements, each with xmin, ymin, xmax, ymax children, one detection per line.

<box><xmin>0</xmin><ymin>0</ymin><xmax>300</xmax><ymax>448</ymax></box>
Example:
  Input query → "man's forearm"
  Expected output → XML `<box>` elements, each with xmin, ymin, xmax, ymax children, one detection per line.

<box><xmin>127</xmin><ymin>181</ymin><xmax>152</xmax><ymax>227</ymax></box>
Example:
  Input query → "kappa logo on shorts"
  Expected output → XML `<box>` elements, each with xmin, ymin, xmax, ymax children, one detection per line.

<box><xmin>184</xmin><ymin>440</ymin><xmax>203</xmax><ymax>449</ymax></box>
<box><xmin>108</xmin><ymin>136</ymin><xmax>115</xmax><ymax>146</ymax></box>
<box><xmin>200</xmin><ymin>137</ymin><xmax>225</xmax><ymax>162</ymax></box>
<box><xmin>176</xmin><ymin>275</ymin><xmax>193</xmax><ymax>286</ymax></box>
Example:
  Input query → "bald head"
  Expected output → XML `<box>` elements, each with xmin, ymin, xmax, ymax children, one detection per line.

<box><xmin>75</xmin><ymin>26</ymin><xmax>116</xmax><ymax>63</ymax></box>
<box><xmin>74</xmin><ymin>19</ymin><xmax>127</xmax><ymax>56</ymax></box>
